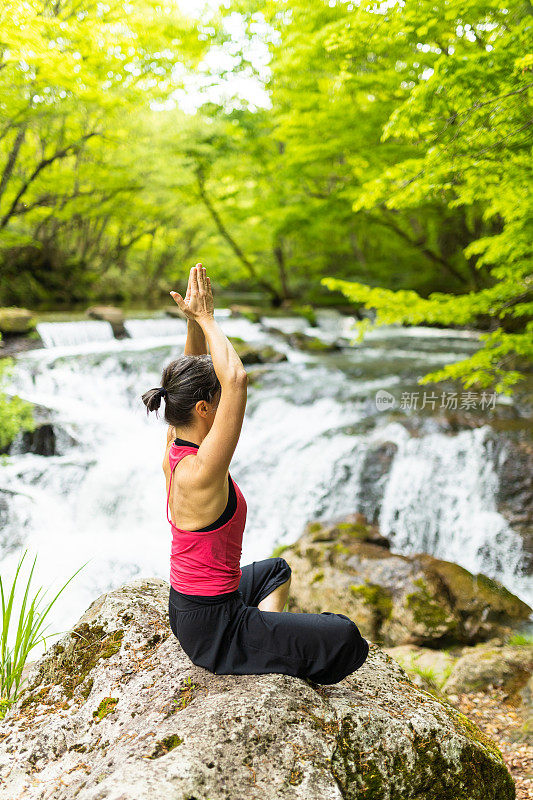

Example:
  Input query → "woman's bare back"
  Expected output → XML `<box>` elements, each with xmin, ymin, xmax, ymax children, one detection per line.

<box><xmin>163</xmin><ymin>426</ymin><xmax>230</xmax><ymax>531</ymax></box>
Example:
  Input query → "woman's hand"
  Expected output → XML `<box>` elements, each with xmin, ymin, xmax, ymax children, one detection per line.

<box><xmin>170</xmin><ymin>263</ymin><xmax>214</xmax><ymax>322</ymax></box>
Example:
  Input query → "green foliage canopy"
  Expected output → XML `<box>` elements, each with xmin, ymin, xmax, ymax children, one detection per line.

<box><xmin>0</xmin><ymin>0</ymin><xmax>531</xmax><ymax>393</ymax></box>
<box><xmin>313</xmin><ymin>0</ymin><xmax>532</xmax><ymax>393</ymax></box>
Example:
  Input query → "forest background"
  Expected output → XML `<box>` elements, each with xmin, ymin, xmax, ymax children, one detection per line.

<box><xmin>0</xmin><ymin>0</ymin><xmax>531</xmax><ymax>393</ymax></box>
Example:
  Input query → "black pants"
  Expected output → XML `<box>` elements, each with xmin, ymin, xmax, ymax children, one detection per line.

<box><xmin>168</xmin><ymin>557</ymin><xmax>369</xmax><ymax>685</ymax></box>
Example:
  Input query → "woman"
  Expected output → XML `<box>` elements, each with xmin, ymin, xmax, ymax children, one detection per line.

<box><xmin>142</xmin><ymin>263</ymin><xmax>369</xmax><ymax>684</ymax></box>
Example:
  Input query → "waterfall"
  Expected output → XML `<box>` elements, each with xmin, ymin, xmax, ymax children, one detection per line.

<box><xmin>373</xmin><ymin>423</ymin><xmax>531</xmax><ymax>600</ymax></box>
<box><xmin>2</xmin><ymin>315</ymin><xmax>530</xmax><ymax>657</ymax></box>
<box><xmin>124</xmin><ymin>318</ymin><xmax>186</xmax><ymax>339</ymax></box>
<box><xmin>37</xmin><ymin>320</ymin><xmax>115</xmax><ymax>348</ymax></box>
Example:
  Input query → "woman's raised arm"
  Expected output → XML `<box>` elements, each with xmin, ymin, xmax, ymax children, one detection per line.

<box><xmin>169</xmin><ymin>265</ymin><xmax>247</xmax><ymax>487</ymax></box>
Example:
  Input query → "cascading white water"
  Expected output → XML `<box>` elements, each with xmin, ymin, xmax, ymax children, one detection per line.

<box><xmin>375</xmin><ymin>422</ymin><xmax>531</xmax><ymax>600</ymax></box>
<box><xmin>2</xmin><ymin>313</ymin><xmax>531</xmax><ymax>656</ymax></box>
<box><xmin>37</xmin><ymin>320</ymin><xmax>115</xmax><ymax>348</ymax></box>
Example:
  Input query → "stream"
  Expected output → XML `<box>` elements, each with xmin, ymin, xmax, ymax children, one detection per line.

<box><xmin>2</xmin><ymin>309</ymin><xmax>531</xmax><ymax>655</ymax></box>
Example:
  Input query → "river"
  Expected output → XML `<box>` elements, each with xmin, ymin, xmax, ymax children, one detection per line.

<box><xmin>2</xmin><ymin>309</ymin><xmax>531</xmax><ymax>655</ymax></box>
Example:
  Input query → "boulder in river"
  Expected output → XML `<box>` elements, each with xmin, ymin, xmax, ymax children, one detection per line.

<box><xmin>229</xmin><ymin>303</ymin><xmax>263</xmax><ymax>323</ymax></box>
<box><xmin>286</xmin><ymin>330</ymin><xmax>343</xmax><ymax>353</ymax></box>
<box><xmin>0</xmin><ymin>306</ymin><xmax>36</xmax><ymax>335</ymax></box>
<box><xmin>18</xmin><ymin>422</ymin><xmax>56</xmax><ymax>456</ymax></box>
<box><xmin>0</xmin><ymin>577</ymin><xmax>515</xmax><ymax>800</ymax></box>
<box><xmin>1</xmin><ymin>401</ymin><xmax>79</xmax><ymax>456</ymax></box>
<box><xmin>261</xmin><ymin>325</ymin><xmax>343</xmax><ymax>353</ymax></box>
<box><xmin>358</xmin><ymin>442</ymin><xmax>399</xmax><ymax>525</ymax></box>
<box><xmin>442</xmin><ymin>643</ymin><xmax>533</xmax><ymax>696</ymax></box>
<box><xmin>85</xmin><ymin>305</ymin><xmax>129</xmax><ymax>339</ymax></box>
<box><xmin>284</xmin><ymin>517</ymin><xmax>532</xmax><ymax>647</ymax></box>
<box><xmin>228</xmin><ymin>336</ymin><xmax>287</xmax><ymax>365</ymax></box>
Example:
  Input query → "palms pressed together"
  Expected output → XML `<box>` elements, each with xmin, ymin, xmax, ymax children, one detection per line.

<box><xmin>170</xmin><ymin>263</ymin><xmax>214</xmax><ymax>322</ymax></box>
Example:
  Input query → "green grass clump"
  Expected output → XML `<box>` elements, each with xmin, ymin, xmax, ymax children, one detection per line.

<box><xmin>1</xmin><ymin>550</ymin><xmax>88</xmax><ymax>718</ymax></box>
<box><xmin>507</xmin><ymin>632</ymin><xmax>533</xmax><ymax>646</ymax></box>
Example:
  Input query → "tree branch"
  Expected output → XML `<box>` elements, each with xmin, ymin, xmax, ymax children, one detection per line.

<box><xmin>369</xmin><ymin>208</ymin><xmax>470</xmax><ymax>285</ymax></box>
<box><xmin>0</xmin><ymin>132</ymin><xmax>99</xmax><ymax>229</ymax></box>
<box><xmin>0</xmin><ymin>125</ymin><xmax>27</xmax><ymax>205</ymax></box>
<box><xmin>195</xmin><ymin>165</ymin><xmax>280</xmax><ymax>302</ymax></box>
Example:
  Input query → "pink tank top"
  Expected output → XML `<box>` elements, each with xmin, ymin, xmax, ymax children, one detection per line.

<box><xmin>166</xmin><ymin>442</ymin><xmax>247</xmax><ymax>595</ymax></box>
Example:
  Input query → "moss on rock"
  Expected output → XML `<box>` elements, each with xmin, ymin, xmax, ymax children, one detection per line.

<box><xmin>287</xmin><ymin>331</ymin><xmax>340</xmax><ymax>352</ymax></box>
<box><xmin>405</xmin><ymin>578</ymin><xmax>455</xmax><ymax>634</ymax></box>
<box><xmin>149</xmin><ymin>734</ymin><xmax>183</xmax><ymax>759</ymax></box>
<box><xmin>271</xmin><ymin>544</ymin><xmax>291</xmax><ymax>558</ymax></box>
<box><xmin>350</xmin><ymin>583</ymin><xmax>393</xmax><ymax>621</ymax></box>
<box><xmin>81</xmin><ymin>678</ymin><xmax>94</xmax><ymax>701</ymax></box>
<box><xmin>307</xmin><ymin>522</ymin><xmax>323</xmax><ymax>534</ymax></box>
<box><xmin>304</xmin><ymin>545</ymin><xmax>325</xmax><ymax>567</ymax></box>
<box><xmin>333</xmin><ymin>543</ymin><xmax>351</xmax><ymax>556</ymax></box>
<box><xmin>29</xmin><ymin>623</ymin><xmax>124</xmax><ymax>702</ymax></box>
<box><xmin>228</xmin><ymin>339</ymin><xmax>287</xmax><ymax>365</ymax></box>
<box><xmin>93</xmin><ymin>697</ymin><xmax>118</xmax><ymax>721</ymax></box>
<box><xmin>336</xmin><ymin>521</ymin><xmax>374</xmax><ymax>540</ymax></box>
<box><xmin>330</xmin><ymin>715</ymin><xmax>514</xmax><ymax>800</ymax></box>
<box><xmin>419</xmin><ymin>556</ymin><xmax>532</xmax><ymax>620</ymax></box>
<box><xmin>350</xmin><ymin>582</ymin><xmax>393</xmax><ymax>641</ymax></box>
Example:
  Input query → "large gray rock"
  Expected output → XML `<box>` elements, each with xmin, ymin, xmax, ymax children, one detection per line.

<box><xmin>285</xmin><ymin>518</ymin><xmax>532</xmax><ymax>647</ymax></box>
<box><xmin>0</xmin><ymin>578</ymin><xmax>515</xmax><ymax>799</ymax></box>
<box><xmin>0</xmin><ymin>306</ymin><xmax>36</xmax><ymax>334</ymax></box>
<box><xmin>85</xmin><ymin>305</ymin><xmax>129</xmax><ymax>339</ymax></box>
<box><xmin>228</xmin><ymin>336</ymin><xmax>287</xmax><ymax>365</ymax></box>
<box><xmin>442</xmin><ymin>644</ymin><xmax>533</xmax><ymax>695</ymax></box>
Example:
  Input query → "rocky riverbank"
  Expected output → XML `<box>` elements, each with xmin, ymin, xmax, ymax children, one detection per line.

<box><xmin>278</xmin><ymin>515</ymin><xmax>532</xmax><ymax>647</ymax></box>
<box><xmin>2</xmin><ymin>508</ymin><xmax>532</xmax><ymax>799</ymax></box>
<box><xmin>275</xmin><ymin>514</ymin><xmax>533</xmax><ymax>798</ymax></box>
<box><xmin>0</xmin><ymin>575</ymin><xmax>519</xmax><ymax>800</ymax></box>
<box><xmin>1</xmin><ymin>310</ymin><xmax>531</xmax><ymax>797</ymax></box>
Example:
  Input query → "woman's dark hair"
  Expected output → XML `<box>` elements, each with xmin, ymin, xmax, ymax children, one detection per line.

<box><xmin>142</xmin><ymin>354</ymin><xmax>221</xmax><ymax>425</ymax></box>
